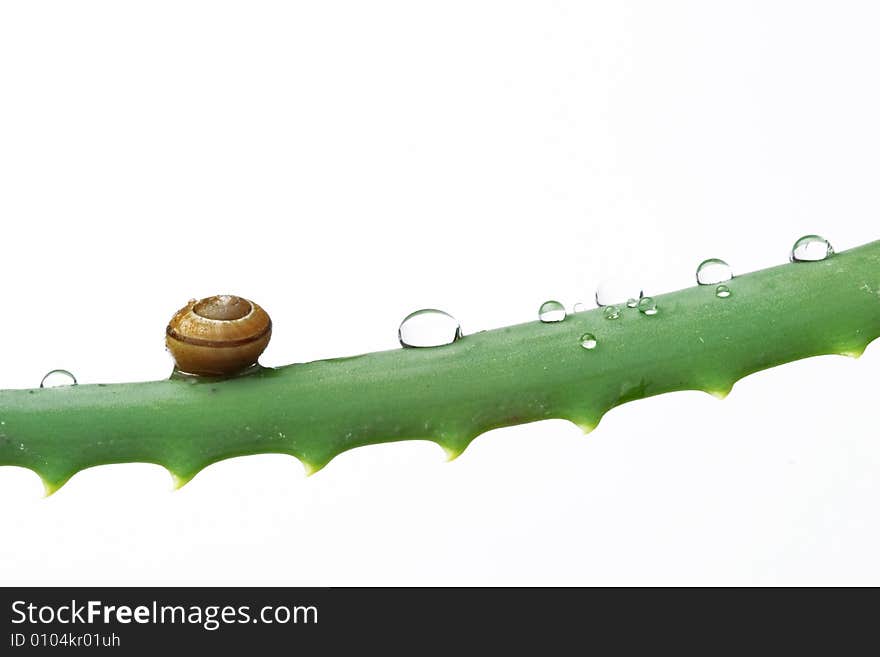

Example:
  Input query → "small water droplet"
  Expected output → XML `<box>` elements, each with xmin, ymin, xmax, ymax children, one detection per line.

<box><xmin>595</xmin><ymin>279</ymin><xmax>643</xmax><ymax>307</ymax></box>
<box><xmin>626</xmin><ymin>298</ymin><xmax>639</xmax><ymax>308</ymax></box>
<box><xmin>579</xmin><ymin>333</ymin><xmax>598</xmax><ymax>350</ymax></box>
<box><xmin>696</xmin><ymin>258</ymin><xmax>733</xmax><ymax>285</ymax></box>
<box><xmin>638</xmin><ymin>297</ymin><xmax>658</xmax><ymax>315</ymax></box>
<box><xmin>572</xmin><ymin>302</ymin><xmax>587</xmax><ymax>313</ymax></box>
<box><xmin>603</xmin><ymin>305</ymin><xmax>620</xmax><ymax>320</ymax></box>
<box><xmin>715</xmin><ymin>284</ymin><xmax>731</xmax><ymax>298</ymax></box>
<box><xmin>398</xmin><ymin>310</ymin><xmax>462</xmax><ymax>348</ymax></box>
<box><xmin>538</xmin><ymin>300</ymin><xmax>566</xmax><ymax>323</ymax></box>
<box><xmin>791</xmin><ymin>235</ymin><xmax>834</xmax><ymax>262</ymax></box>
<box><xmin>40</xmin><ymin>369</ymin><xmax>77</xmax><ymax>388</ymax></box>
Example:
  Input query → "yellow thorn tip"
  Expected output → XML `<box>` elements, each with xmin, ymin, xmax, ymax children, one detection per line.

<box><xmin>705</xmin><ymin>387</ymin><xmax>731</xmax><ymax>400</ymax></box>
<box><xmin>169</xmin><ymin>472</ymin><xmax>193</xmax><ymax>490</ymax></box>
<box><xmin>301</xmin><ymin>460</ymin><xmax>324</xmax><ymax>477</ymax></box>
<box><xmin>441</xmin><ymin>445</ymin><xmax>463</xmax><ymax>462</ymax></box>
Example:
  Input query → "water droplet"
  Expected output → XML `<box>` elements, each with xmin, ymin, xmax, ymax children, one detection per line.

<box><xmin>572</xmin><ymin>302</ymin><xmax>588</xmax><ymax>313</ymax></box>
<box><xmin>791</xmin><ymin>235</ymin><xmax>834</xmax><ymax>262</ymax></box>
<box><xmin>40</xmin><ymin>369</ymin><xmax>77</xmax><ymax>388</ymax></box>
<box><xmin>696</xmin><ymin>258</ymin><xmax>733</xmax><ymax>285</ymax></box>
<box><xmin>638</xmin><ymin>297</ymin><xmax>658</xmax><ymax>316</ymax></box>
<box><xmin>579</xmin><ymin>333</ymin><xmax>598</xmax><ymax>350</ymax></box>
<box><xmin>595</xmin><ymin>279</ymin><xmax>643</xmax><ymax>307</ymax></box>
<box><xmin>603</xmin><ymin>305</ymin><xmax>620</xmax><ymax>320</ymax></box>
<box><xmin>398</xmin><ymin>310</ymin><xmax>461</xmax><ymax>348</ymax></box>
<box><xmin>626</xmin><ymin>298</ymin><xmax>639</xmax><ymax>308</ymax></box>
<box><xmin>715</xmin><ymin>284</ymin><xmax>731</xmax><ymax>298</ymax></box>
<box><xmin>538</xmin><ymin>300</ymin><xmax>566</xmax><ymax>323</ymax></box>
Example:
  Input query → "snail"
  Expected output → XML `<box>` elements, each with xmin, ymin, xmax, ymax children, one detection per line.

<box><xmin>165</xmin><ymin>294</ymin><xmax>272</xmax><ymax>377</ymax></box>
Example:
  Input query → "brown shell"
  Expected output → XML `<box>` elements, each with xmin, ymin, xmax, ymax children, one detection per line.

<box><xmin>165</xmin><ymin>295</ymin><xmax>272</xmax><ymax>376</ymax></box>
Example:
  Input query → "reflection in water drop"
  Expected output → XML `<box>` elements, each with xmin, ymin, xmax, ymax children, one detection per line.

<box><xmin>638</xmin><ymin>297</ymin><xmax>658</xmax><ymax>316</ymax></box>
<box><xmin>40</xmin><ymin>369</ymin><xmax>77</xmax><ymax>388</ymax></box>
<box><xmin>603</xmin><ymin>306</ymin><xmax>620</xmax><ymax>320</ymax></box>
<box><xmin>398</xmin><ymin>309</ymin><xmax>462</xmax><ymax>348</ymax></box>
<box><xmin>791</xmin><ymin>235</ymin><xmax>834</xmax><ymax>262</ymax></box>
<box><xmin>696</xmin><ymin>258</ymin><xmax>733</xmax><ymax>285</ymax></box>
<box><xmin>579</xmin><ymin>333</ymin><xmax>598</xmax><ymax>350</ymax></box>
<box><xmin>595</xmin><ymin>278</ymin><xmax>643</xmax><ymax>307</ymax></box>
<box><xmin>715</xmin><ymin>284</ymin><xmax>731</xmax><ymax>298</ymax></box>
<box><xmin>538</xmin><ymin>300</ymin><xmax>566</xmax><ymax>323</ymax></box>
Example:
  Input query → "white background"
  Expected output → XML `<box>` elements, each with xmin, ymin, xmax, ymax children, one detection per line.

<box><xmin>1</xmin><ymin>2</ymin><xmax>878</xmax><ymax>585</ymax></box>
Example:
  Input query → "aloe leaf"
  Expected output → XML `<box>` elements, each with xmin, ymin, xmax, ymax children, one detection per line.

<box><xmin>1</xmin><ymin>240</ymin><xmax>878</xmax><ymax>494</ymax></box>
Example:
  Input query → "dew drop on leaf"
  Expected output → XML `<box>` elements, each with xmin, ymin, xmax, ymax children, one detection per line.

<box><xmin>538</xmin><ymin>300</ymin><xmax>566</xmax><ymax>323</ymax></box>
<box><xmin>696</xmin><ymin>258</ymin><xmax>733</xmax><ymax>285</ymax></box>
<box><xmin>579</xmin><ymin>333</ymin><xmax>598</xmax><ymax>350</ymax></box>
<box><xmin>638</xmin><ymin>297</ymin><xmax>658</xmax><ymax>316</ymax></box>
<box><xmin>398</xmin><ymin>310</ymin><xmax>462</xmax><ymax>348</ymax></box>
<box><xmin>603</xmin><ymin>305</ymin><xmax>620</xmax><ymax>320</ymax></box>
<box><xmin>791</xmin><ymin>235</ymin><xmax>834</xmax><ymax>262</ymax></box>
<box><xmin>715</xmin><ymin>284</ymin><xmax>731</xmax><ymax>298</ymax></box>
<box><xmin>40</xmin><ymin>369</ymin><xmax>77</xmax><ymax>388</ymax></box>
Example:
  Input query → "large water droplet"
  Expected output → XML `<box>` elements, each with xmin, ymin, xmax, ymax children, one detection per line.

<box><xmin>715</xmin><ymin>284</ymin><xmax>731</xmax><ymax>298</ymax></box>
<box><xmin>603</xmin><ymin>305</ymin><xmax>620</xmax><ymax>320</ymax></box>
<box><xmin>791</xmin><ymin>235</ymin><xmax>834</xmax><ymax>262</ymax></box>
<box><xmin>40</xmin><ymin>369</ymin><xmax>77</xmax><ymax>388</ymax></box>
<box><xmin>579</xmin><ymin>333</ymin><xmax>598</xmax><ymax>350</ymax></box>
<box><xmin>538</xmin><ymin>300</ymin><xmax>566</xmax><ymax>323</ymax></box>
<box><xmin>696</xmin><ymin>258</ymin><xmax>733</xmax><ymax>285</ymax></box>
<box><xmin>398</xmin><ymin>309</ymin><xmax>461</xmax><ymax>348</ymax></box>
<box><xmin>638</xmin><ymin>297</ymin><xmax>658</xmax><ymax>315</ymax></box>
<box><xmin>595</xmin><ymin>278</ymin><xmax>643</xmax><ymax>307</ymax></box>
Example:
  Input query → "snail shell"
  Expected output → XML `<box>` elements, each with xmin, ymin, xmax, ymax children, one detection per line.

<box><xmin>166</xmin><ymin>295</ymin><xmax>272</xmax><ymax>376</ymax></box>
